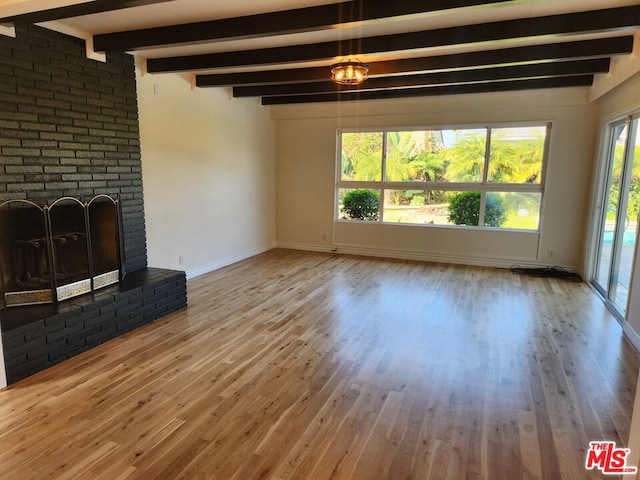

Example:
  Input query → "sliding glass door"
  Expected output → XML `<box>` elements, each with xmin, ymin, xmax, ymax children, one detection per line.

<box><xmin>593</xmin><ymin>117</ymin><xmax>640</xmax><ymax>318</ymax></box>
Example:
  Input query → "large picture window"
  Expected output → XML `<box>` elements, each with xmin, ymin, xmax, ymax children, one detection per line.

<box><xmin>337</xmin><ymin>124</ymin><xmax>550</xmax><ymax>231</ymax></box>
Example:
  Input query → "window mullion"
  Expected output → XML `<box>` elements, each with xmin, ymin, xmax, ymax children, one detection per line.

<box><xmin>482</xmin><ymin>127</ymin><xmax>492</xmax><ymax>184</ymax></box>
<box><xmin>478</xmin><ymin>128</ymin><xmax>492</xmax><ymax>226</ymax></box>
<box><xmin>380</xmin><ymin>132</ymin><xmax>388</xmax><ymax>222</ymax></box>
<box><xmin>538</xmin><ymin>123</ymin><xmax>552</xmax><ymax>186</ymax></box>
<box><xmin>337</xmin><ymin>181</ymin><xmax>384</xmax><ymax>189</ymax></box>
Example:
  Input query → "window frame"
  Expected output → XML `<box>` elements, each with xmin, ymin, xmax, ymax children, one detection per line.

<box><xmin>335</xmin><ymin>122</ymin><xmax>551</xmax><ymax>231</ymax></box>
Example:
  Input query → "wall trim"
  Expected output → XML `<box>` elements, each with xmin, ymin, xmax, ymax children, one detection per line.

<box><xmin>186</xmin><ymin>242</ymin><xmax>276</xmax><ymax>279</ymax></box>
<box><xmin>624</xmin><ymin>321</ymin><xmax>640</xmax><ymax>354</ymax></box>
<box><xmin>276</xmin><ymin>241</ymin><xmax>578</xmax><ymax>271</ymax></box>
<box><xmin>276</xmin><ymin>242</ymin><xmax>335</xmax><ymax>254</ymax></box>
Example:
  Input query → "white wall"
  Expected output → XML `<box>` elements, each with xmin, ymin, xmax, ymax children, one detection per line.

<box><xmin>273</xmin><ymin>87</ymin><xmax>599</xmax><ymax>269</ymax></box>
<box><xmin>137</xmin><ymin>73</ymin><xmax>276</xmax><ymax>277</ymax></box>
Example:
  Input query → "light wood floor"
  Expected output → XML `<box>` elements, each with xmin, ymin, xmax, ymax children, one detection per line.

<box><xmin>0</xmin><ymin>249</ymin><xmax>638</xmax><ymax>479</ymax></box>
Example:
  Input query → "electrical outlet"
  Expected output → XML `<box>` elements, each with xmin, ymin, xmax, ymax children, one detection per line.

<box><xmin>547</xmin><ymin>249</ymin><xmax>554</xmax><ymax>259</ymax></box>
<box><xmin>322</xmin><ymin>233</ymin><xmax>327</xmax><ymax>241</ymax></box>
<box><xmin>178</xmin><ymin>255</ymin><xmax>184</xmax><ymax>265</ymax></box>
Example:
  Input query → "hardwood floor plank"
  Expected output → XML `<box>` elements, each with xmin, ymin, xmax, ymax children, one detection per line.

<box><xmin>0</xmin><ymin>250</ymin><xmax>637</xmax><ymax>479</ymax></box>
<box><xmin>517</xmin><ymin>409</ymin><xmax>543</xmax><ymax>479</ymax></box>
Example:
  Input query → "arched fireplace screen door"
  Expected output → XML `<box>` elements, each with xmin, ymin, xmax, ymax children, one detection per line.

<box><xmin>48</xmin><ymin>197</ymin><xmax>92</xmax><ymax>301</ymax></box>
<box><xmin>0</xmin><ymin>194</ymin><xmax>124</xmax><ymax>307</ymax></box>
<box><xmin>0</xmin><ymin>200</ymin><xmax>53</xmax><ymax>306</ymax></box>
<box><xmin>88</xmin><ymin>195</ymin><xmax>122</xmax><ymax>290</ymax></box>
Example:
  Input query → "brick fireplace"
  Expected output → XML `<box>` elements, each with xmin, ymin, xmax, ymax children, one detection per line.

<box><xmin>0</xmin><ymin>25</ymin><xmax>187</xmax><ymax>385</ymax></box>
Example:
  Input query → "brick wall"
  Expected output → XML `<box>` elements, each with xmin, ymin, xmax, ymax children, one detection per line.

<box><xmin>0</xmin><ymin>25</ymin><xmax>190</xmax><ymax>385</ymax></box>
<box><xmin>0</xmin><ymin>24</ymin><xmax>146</xmax><ymax>271</ymax></box>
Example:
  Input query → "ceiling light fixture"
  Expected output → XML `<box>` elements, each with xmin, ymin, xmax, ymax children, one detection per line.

<box><xmin>331</xmin><ymin>59</ymin><xmax>369</xmax><ymax>85</ymax></box>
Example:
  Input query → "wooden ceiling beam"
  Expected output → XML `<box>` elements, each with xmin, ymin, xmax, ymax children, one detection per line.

<box><xmin>196</xmin><ymin>36</ymin><xmax>634</xmax><ymax>87</ymax></box>
<box><xmin>261</xmin><ymin>75</ymin><xmax>595</xmax><ymax>105</ymax></box>
<box><xmin>233</xmin><ymin>58</ymin><xmax>610</xmax><ymax>97</ymax></box>
<box><xmin>148</xmin><ymin>6</ymin><xmax>640</xmax><ymax>73</ymax></box>
<box><xmin>93</xmin><ymin>0</ymin><xmax>512</xmax><ymax>52</ymax></box>
<box><xmin>0</xmin><ymin>0</ymin><xmax>176</xmax><ymax>25</ymax></box>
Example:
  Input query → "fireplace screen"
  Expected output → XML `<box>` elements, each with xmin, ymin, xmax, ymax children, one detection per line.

<box><xmin>0</xmin><ymin>195</ymin><xmax>124</xmax><ymax>308</ymax></box>
<box><xmin>88</xmin><ymin>195</ymin><xmax>121</xmax><ymax>290</ymax></box>
<box><xmin>49</xmin><ymin>197</ymin><xmax>92</xmax><ymax>301</ymax></box>
<box><xmin>0</xmin><ymin>200</ymin><xmax>53</xmax><ymax>306</ymax></box>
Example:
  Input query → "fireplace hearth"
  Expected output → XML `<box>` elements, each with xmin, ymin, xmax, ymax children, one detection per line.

<box><xmin>0</xmin><ymin>195</ymin><xmax>125</xmax><ymax>308</ymax></box>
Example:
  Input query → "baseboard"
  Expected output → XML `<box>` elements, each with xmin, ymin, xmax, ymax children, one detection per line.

<box><xmin>186</xmin><ymin>242</ymin><xmax>276</xmax><ymax>279</ymax></box>
<box><xmin>276</xmin><ymin>242</ymin><xmax>335</xmax><ymax>254</ymax></box>
<box><xmin>623</xmin><ymin>322</ymin><xmax>640</xmax><ymax>354</ymax></box>
<box><xmin>276</xmin><ymin>241</ymin><xmax>576</xmax><ymax>270</ymax></box>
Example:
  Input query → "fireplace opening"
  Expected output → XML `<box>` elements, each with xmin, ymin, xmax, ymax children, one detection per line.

<box><xmin>0</xmin><ymin>194</ymin><xmax>124</xmax><ymax>308</ymax></box>
<box><xmin>0</xmin><ymin>200</ymin><xmax>52</xmax><ymax>306</ymax></box>
<box><xmin>49</xmin><ymin>197</ymin><xmax>91</xmax><ymax>301</ymax></box>
<box><xmin>88</xmin><ymin>195</ymin><xmax>121</xmax><ymax>290</ymax></box>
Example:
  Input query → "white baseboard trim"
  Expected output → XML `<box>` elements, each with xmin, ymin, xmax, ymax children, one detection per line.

<box><xmin>624</xmin><ymin>322</ymin><xmax>640</xmax><ymax>353</ymax></box>
<box><xmin>276</xmin><ymin>241</ymin><xmax>575</xmax><ymax>270</ymax></box>
<box><xmin>276</xmin><ymin>242</ymin><xmax>335</xmax><ymax>254</ymax></box>
<box><xmin>186</xmin><ymin>242</ymin><xmax>276</xmax><ymax>279</ymax></box>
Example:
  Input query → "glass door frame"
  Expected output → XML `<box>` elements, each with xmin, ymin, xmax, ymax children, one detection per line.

<box><xmin>590</xmin><ymin>114</ymin><xmax>639</xmax><ymax>321</ymax></box>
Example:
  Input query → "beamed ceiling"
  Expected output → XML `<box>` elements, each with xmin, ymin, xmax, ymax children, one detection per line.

<box><xmin>1</xmin><ymin>0</ymin><xmax>640</xmax><ymax>105</ymax></box>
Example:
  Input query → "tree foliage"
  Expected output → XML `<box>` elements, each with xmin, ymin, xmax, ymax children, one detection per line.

<box><xmin>341</xmin><ymin>128</ymin><xmax>546</xmax><ymax>194</ymax></box>
<box><xmin>341</xmin><ymin>189</ymin><xmax>380</xmax><ymax>221</ymax></box>
<box><xmin>486</xmin><ymin>130</ymin><xmax>545</xmax><ymax>183</ymax></box>
<box><xmin>385</xmin><ymin>132</ymin><xmax>420</xmax><ymax>181</ymax></box>
<box><xmin>608</xmin><ymin>144</ymin><xmax>640</xmax><ymax>221</ymax></box>
<box><xmin>443</xmin><ymin>132</ymin><xmax>486</xmax><ymax>182</ymax></box>
<box><xmin>341</xmin><ymin>132</ymin><xmax>383</xmax><ymax>181</ymax></box>
<box><xmin>447</xmin><ymin>192</ymin><xmax>507</xmax><ymax>227</ymax></box>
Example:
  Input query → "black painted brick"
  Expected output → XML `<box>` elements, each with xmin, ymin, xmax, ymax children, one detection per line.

<box><xmin>48</xmin><ymin>350</ymin><xmax>69</xmax><ymax>364</ymax></box>
<box><xmin>46</xmin><ymin>337</ymin><xmax>67</xmax><ymax>354</ymax></box>
<box><xmin>7</xmin><ymin>365</ymin><xmax>29</xmax><ymax>384</ymax></box>
<box><xmin>0</xmin><ymin>24</ymin><xmax>146</xmax><ymax>275</ymax></box>
<box><xmin>117</xmin><ymin>299</ymin><xmax>144</xmax><ymax>318</ymax></box>
<box><xmin>26</xmin><ymin>343</ymin><xmax>49</xmax><ymax>361</ymax></box>
<box><xmin>84</xmin><ymin>312</ymin><xmax>116</xmax><ymax>329</ymax></box>
<box><xmin>69</xmin><ymin>342</ymin><xmax>92</xmax><ymax>355</ymax></box>
<box><xmin>0</xmin><ymin>8</ymin><xmax>186</xmax><ymax>383</ymax></box>
<box><xmin>85</xmin><ymin>329</ymin><xmax>105</xmax><ymax>346</ymax></box>
<box><xmin>99</xmin><ymin>315</ymin><xmax>117</xmax><ymax>331</ymax></box>
<box><xmin>145</xmin><ymin>304</ymin><xmax>169</xmax><ymax>322</ymax></box>
<box><xmin>27</xmin><ymin>356</ymin><xmax>48</xmax><ymax>373</ymax></box>
<box><xmin>66</xmin><ymin>330</ymin><xmax>88</xmax><ymax>347</ymax></box>
<box><xmin>101</xmin><ymin>325</ymin><xmax>118</xmax><ymax>341</ymax></box>
<box><xmin>3</xmin><ymin>318</ymin><xmax>45</xmax><ymax>340</ymax></box>
<box><xmin>23</xmin><ymin>326</ymin><xmax>50</xmax><ymax>343</ymax></box>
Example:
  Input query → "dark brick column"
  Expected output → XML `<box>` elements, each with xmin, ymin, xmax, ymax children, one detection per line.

<box><xmin>0</xmin><ymin>24</ymin><xmax>146</xmax><ymax>271</ymax></box>
<box><xmin>0</xmin><ymin>25</ymin><xmax>188</xmax><ymax>386</ymax></box>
